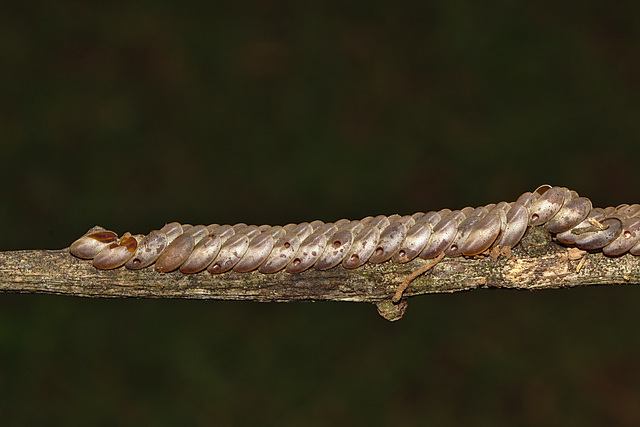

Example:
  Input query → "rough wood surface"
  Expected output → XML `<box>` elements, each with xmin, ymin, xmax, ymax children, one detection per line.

<box><xmin>1</xmin><ymin>228</ymin><xmax>639</xmax><ymax>320</ymax></box>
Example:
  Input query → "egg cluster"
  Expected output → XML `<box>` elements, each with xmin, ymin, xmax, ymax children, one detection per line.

<box><xmin>69</xmin><ymin>185</ymin><xmax>640</xmax><ymax>274</ymax></box>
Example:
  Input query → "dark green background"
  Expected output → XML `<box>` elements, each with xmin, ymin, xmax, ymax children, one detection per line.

<box><xmin>2</xmin><ymin>1</ymin><xmax>640</xmax><ymax>425</ymax></box>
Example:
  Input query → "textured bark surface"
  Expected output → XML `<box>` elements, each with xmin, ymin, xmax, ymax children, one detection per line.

<box><xmin>2</xmin><ymin>228</ymin><xmax>639</xmax><ymax>320</ymax></box>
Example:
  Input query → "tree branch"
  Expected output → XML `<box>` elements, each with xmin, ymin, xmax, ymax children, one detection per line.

<box><xmin>1</xmin><ymin>228</ymin><xmax>639</xmax><ymax>320</ymax></box>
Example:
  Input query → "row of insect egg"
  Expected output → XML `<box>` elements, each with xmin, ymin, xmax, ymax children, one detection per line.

<box><xmin>69</xmin><ymin>185</ymin><xmax>640</xmax><ymax>274</ymax></box>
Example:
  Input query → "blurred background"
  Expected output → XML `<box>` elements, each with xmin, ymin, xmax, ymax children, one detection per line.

<box><xmin>1</xmin><ymin>1</ymin><xmax>640</xmax><ymax>425</ymax></box>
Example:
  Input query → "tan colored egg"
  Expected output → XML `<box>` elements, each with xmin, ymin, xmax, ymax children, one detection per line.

<box><xmin>179</xmin><ymin>234</ymin><xmax>222</xmax><ymax>274</ymax></box>
<box><xmin>207</xmin><ymin>234</ymin><xmax>250</xmax><ymax>274</ymax></box>
<box><xmin>556</xmin><ymin>208</ymin><xmax>606</xmax><ymax>244</ymax></box>
<box><xmin>392</xmin><ymin>222</ymin><xmax>432</xmax><ymax>264</ymax></box>
<box><xmin>316</xmin><ymin>223</ymin><xmax>338</xmax><ymax>237</ymax></box>
<box><xmin>418</xmin><ymin>213</ymin><xmax>460</xmax><ymax>259</ymax></box>
<box><xmin>340</xmin><ymin>220</ymin><xmax>364</xmax><ymax>235</ymax></box>
<box><xmin>421</xmin><ymin>211</ymin><xmax>442</xmax><ymax>227</ymax></box>
<box><xmin>286</xmin><ymin>232</ymin><xmax>328</xmax><ymax>273</ymax></box>
<box><xmin>290</xmin><ymin>222</ymin><xmax>313</xmax><ymax>241</ymax></box>
<box><xmin>334</xmin><ymin>218</ymin><xmax>351</xmax><ymax>228</ymax></box>
<box><xmin>411</xmin><ymin>212</ymin><xmax>426</xmax><ymax>222</ymax></box>
<box><xmin>446</xmin><ymin>216</ymin><xmax>481</xmax><ymax>257</ymax></box>
<box><xmin>343</xmin><ymin>226</ymin><xmax>381</xmax><ymax>269</ymax></box>
<box><xmin>69</xmin><ymin>228</ymin><xmax>118</xmax><ymax>259</ymax></box>
<box><xmin>159</xmin><ymin>222</ymin><xmax>184</xmax><ymax>245</ymax></box>
<box><xmin>603</xmin><ymin>217</ymin><xmax>640</xmax><ymax>256</ymax></box>
<box><xmin>514</xmin><ymin>192</ymin><xmax>534</xmax><ymax>208</ymax></box>
<box><xmin>93</xmin><ymin>233</ymin><xmax>139</xmax><ymax>269</ymax></box>
<box><xmin>262</xmin><ymin>225</ymin><xmax>286</xmax><ymax>241</ymax></box>
<box><xmin>314</xmin><ymin>229</ymin><xmax>355</xmax><ymax>270</ymax></box>
<box><xmin>544</xmin><ymin>197</ymin><xmax>592</xmax><ymax>234</ymax></box>
<box><xmin>575</xmin><ymin>217</ymin><xmax>623</xmax><ymax>250</ymax></box>
<box><xmin>494</xmin><ymin>204</ymin><xmax>528</xmax><ymax>248</ymax></box>
<box><xmin>461</xmin><ymin>206</ymin><xmax>474</xmax><ymax>218</ymax></box>
<box><xmin>208</xmin><ymin>224</ymin><xmax>235</xmax><ymax>241</ymax></box>
<box><xmin>125</xmin><ymin>230</ymin><xmax>168</xmax><ymax>270</ymax></box>
<box><xmin>233</xmin><ymin>224</ymin><xmax>260</xmax><ymax>239</ymax></box>
<box><xmin>186</xmin><ymin>225</ymin><xmax>209</xmax><ymax>244</ymax></box>
<box><xmin>461</xmin><ymin>213</ymin><xmax>502</xmax><ymax>256</ymax></box>
<box><xmin>617</xmin><ymin>204</ymin><xmax>640</xmax><ymax>218</ymax></box>
<box><xmin>258</xmin><ymin>233</ymin><xmax>301</xmax><ymax>274</ymax></box>
<box><xmin>234</xmin><ymin>233</ymin><xmax>276</xmax><ymax>272</ymax></box>
<box><xmin>369</xmin><ymin>215</ymin><xmax>390</xmax><ymax>231</ymax></box>
<box><xmin>369</xmin><ymin>222</ymin><xmax>408</xmax><ymax>263</ymax></box>
<box><xmin>528</xmin><ymin>186</ymin><xmax>566</xmax><ymax>226</ymax></box>
<box><xmin>155</xmin><ymin>233</ymin><xmax>195</xmax><ymax>273</ymax></box>
<box><xmin>309</xmin><ymin>220</ymin><xmax>325</xmax><ymax>231</ymax></box>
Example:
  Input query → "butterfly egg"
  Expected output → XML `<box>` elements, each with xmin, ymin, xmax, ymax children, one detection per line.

<box><xmin>461</xmin><ymin>213</ymin><xmax>502</xmax><ymax>256</ymax></box>
<box><xmin>340</xmin><ymin>220</ymin><xmax>364</xmax><ymax>235</ymax></box>
<box><xmin>438</xmin><ymin>207</ymin><xmax>452</xmax><ymax>216</ymax></box>
<box><xmin>533</xmin><ymin>184</ymin><xmax>553</xmax><ymax>197</ymax></box>
<box><xmin>421</xmin><ymin>211</ymin><xmax>442</xmax><ymax>227</ymax></box>
<box><xmin>630</xmin><ymin>235</ymin><xmax>640</xmax><ymax>255</ymax></box>
<box><xmin>207</xmin><ymin>233</ymin><xmax>251</xmax><ymax>274</ymax></box>
<box><xmin>446</xmin><ymin>216</ymin><xmax>481</xmax><ymax>257</ymax></box>
<box><xmin>93</xmin><ymin>233</ymin><xmax>139</xmax><ymax>269</ymax></box>
<box><xmin>461</xmin><ymin>206</ymin><xmax>474</xmax><ymax>217</ymax></box>
<box><xmin>360</xmin><ymin>216</ymin><xmax>376</xmax><ymax>226</ymax></box>
<box><xmin>468</xmin><ymin>206</ymin><xmax>489</xmax><ymax>219</ymax></box>
<box><xmin>603</xmin><ymin>206</ymin><xmax>617</xmax><ymax>216</ymax></box>
<box><xmin>233</xmin><ymin>224</ymin><xmax>260</xmax><ymax>239</ymax></box>
<box><xmin>234</xmin><ymin>233</ymin><xmax>276</xmax><ymax>273</ymax></box>
<box><xmin>494</xmin><ymin>204</ymin><xmax>529</xmax><ymax>249</ymax></box>
<box><xmin>206</xmin><ymin>224</ymin><xmax>220</xmax><ymax>233</ymax></box>
<box><xmin>343</xmin><ymin>225</ymin><xmax>381</xmax><ymax>269</ymax></box>
<box><xmin>179</xmin><ymin>234</ymin><xmax>222</xmax><ymax>274</ymax></box>
<box><xmin>186</xmin><ymin>225</ymin><xmax>209</xmax><ymax>244</ymax></box>
<box><xmin>418</xmin><ymin>212</ymin><xmax>461</xmax><ymax>259</ymax></box>
<box><xmin>615</xmin><ymin>204</ymin><xmax>630</xmax><ymax>214</ymax></box>
<box><xmin>309</xmin><ymin>220</ymin><xmax>325</xmax><ymax>231</ymax></box>
<box><xmin>286</xmin><ymin>232</ymin><xmax>328</xmax><ymax>273</ymax></box>
<box><xmin>181</xmin><ymin>224</ymin><xmax>193</xmax><ymax>233</ymax></box>
<box><xmin>290</xmin><ymin>222</ymin><xmax>313</xmax><ymax>241</ymax></box>
<box><xmin>258</xmin><ymin>224</ymin><xmax>272</xmax><ymax>232</ymax></box>
<box><xmin>258</xmin><ymin>233</ymin><xmax>301</xmax><ymax>274</ymax></box>
<box><xmin>574</xmin><ymin>217</ymin><xmax>623</xmax><ymax>250</ymax></box>
<box><xmin>369</xmin><ymin>222</ymin><xmax>408</xmax><ymax>263</ymax></box>
<box><xmin>283</xmin><ymin>223</ymin><xmax>298</xmax><ymax>233</ymax></box>
<box><xmin>261</xmin><ymin>225</ymin><xmax>286</xmax><ymax>241</ymax></box>
<box><xmin>493</xmin><ymin>201</ymin><xmax>511</xmax><ymax>212</ymax></box>
<box><xmin>387</xmin><ymin>214</ymin><xmax>402</xmax><ymax>223</ymax></box>
<box><xmin>125</xmin><ymin>230</ymin><xmax>168</xmax><ymax>270</ymax></box>
<box><xmin>528</xmin><ymin>186</ymin><xmax>566</xmax><ymax>226</ymax></box>
<box><xmin>397</xmin><ymin>214</ymin><xmax>416</xmax><ymax>229</ymax></box>
<box><xmin>154</xmin><ymin>233</ymin><xmax>196</xmax><ymax>273</ymax></box>
<box><xmin>544</xmin><ymin>197</ymin><xmax>592</xmax><ymax>234</ymax></box>
<box><xmin>69</xmin><ymin>228</ymin><xmax>118</xmax><ymax>259</ymax></box>
<box><xmin>159</xmin><ymin>222</ymin><xmax>184</xmax><ymax>245</ymax></box>
<box><xmin>208</xmin><ymin>224</ymin><xmax>235</xmax><ymax>242</ymax></box>
<box><xmin>392</xmin><ymin>222</ymin><xmax>432</xmax><ymax>264</ymax></box>
<box><xmin>369</xmin><ymin>215</ymin><xmax>390</xmax><ymax>231</ymax></box>
<box><xmin>617</xmin><ymin>204</ymin><xmax>640</xmax><ymax>218</ymax></box>
<box><xmin>514</xmin><ymin>192</ymin><xmax>535</xmax><ymax>208</ymax></box>
<box><xmin>314</xmin><ymin>229</ymin><xmax>355</xmax><ymax>270</ymax></box>
<box><xmin>334</xmin><ymin>218</ymin><xmax>351</xmax><ymax>229</ymax></box>
<box><xmin>602</xmin><ymin>217</ymin><xmax>640</xmax><ymax>256</ymax></box>
<box><xmin>556</xmin><ymin>208</ymin><xmax>606</xmax><ymax>245</ymax></box>
<box><xmin>411</xmin><ymin>212</ymin><xmax>426</xmax><ymax>222</ymax></box>
<box><xmin>316</xmin><ymin>223</ymin><xmax>338</xmax><ymax>237</ymax></box>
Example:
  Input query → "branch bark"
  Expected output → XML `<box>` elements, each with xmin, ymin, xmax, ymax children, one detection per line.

<box><xmin>1</xmin><ymin>228</ymin><xmax>639</xmax><ymax>320</ymax></box>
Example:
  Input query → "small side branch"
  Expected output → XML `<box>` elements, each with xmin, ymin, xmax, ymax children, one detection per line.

<box><xmin>1</xmin><ymin>228</ymin><xmax>640</xmax><ymax>320</ymax></box>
